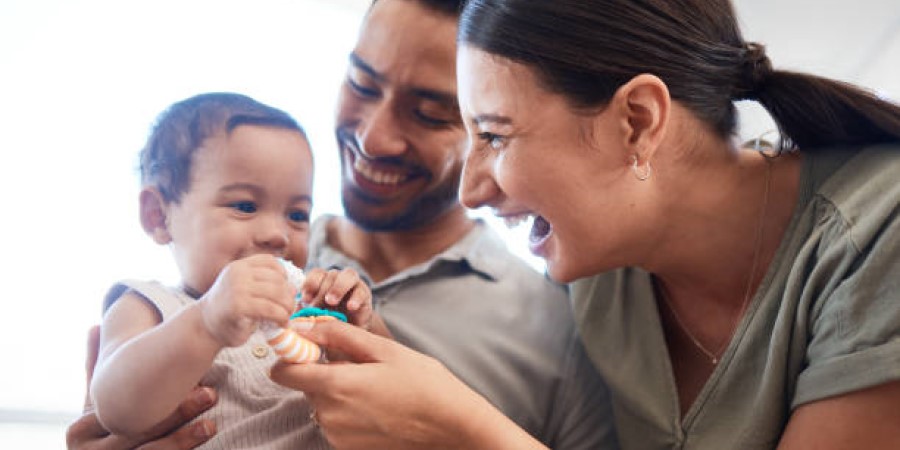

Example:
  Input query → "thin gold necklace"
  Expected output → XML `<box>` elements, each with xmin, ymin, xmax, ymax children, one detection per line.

<box><xmin>658</xmin><ymin>156</ymin><xmax>772</xmax><ymax>365</ymax></box>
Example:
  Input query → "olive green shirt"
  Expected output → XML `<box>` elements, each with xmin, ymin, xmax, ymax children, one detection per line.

<box><xmin>571</xmin><ymin>145</ymin><xmax>900</xmax><ymax>449</ymax></box>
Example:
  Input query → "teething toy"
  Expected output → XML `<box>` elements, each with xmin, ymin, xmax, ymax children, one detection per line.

<box><xmin>259</xmin><ymin>261</ymin><xmax>347</xmax><ymax>363</ymax></box>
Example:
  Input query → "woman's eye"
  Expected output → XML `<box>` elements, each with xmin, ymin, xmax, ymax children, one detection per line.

<box><xmin>477</xmin><ymin>132</ymin><xmax>507</xmax><ymax>150</ymax></box>
<box><xmin>288</xmin><ymin>210</ymin><xmax>310</xmax><ymax>223</ymax></box>
<box><xmin>230</xmin><ymin>201</ymin><xmax>257</xmax><ymax>213</ymax></box>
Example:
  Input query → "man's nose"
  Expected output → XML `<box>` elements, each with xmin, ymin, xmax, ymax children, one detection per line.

<box><xmin>357</xmin><ymin>102</ymin><xmax>407</xmax><ymax>158</ymax></box>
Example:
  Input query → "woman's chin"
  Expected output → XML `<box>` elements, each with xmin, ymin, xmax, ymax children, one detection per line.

<box><xmin>545</xmin><ymin>261</ymin><xmax>579</xmax><ymax>284</ymax></box>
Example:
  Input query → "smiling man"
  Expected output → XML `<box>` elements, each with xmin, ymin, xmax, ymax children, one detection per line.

<box><xmin>304</xmin><ymin>0</ymin><xmax>616</xmax><ymax>448</ymax></box>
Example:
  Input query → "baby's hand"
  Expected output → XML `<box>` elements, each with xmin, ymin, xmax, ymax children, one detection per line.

<box><xmin>300</xmin><ymin>267</ymin><xmax>373</xmax><ymax>329</ymax></box>
<box><xmin>199</xmin><ymin>255</ymin><xmax>295</xmax><ymax>347</ymax></box>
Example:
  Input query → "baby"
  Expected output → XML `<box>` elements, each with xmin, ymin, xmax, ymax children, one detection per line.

<box><xmin>90</xmin><ymin>92</ymin><xmax>372</xmax><ymax>449</ymax></box>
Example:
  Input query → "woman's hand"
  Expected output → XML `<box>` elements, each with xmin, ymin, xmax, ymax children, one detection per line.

<box><xmin>66</xmin><ymin>326</ymin><xmax>218</xmax><ymax>450</ymax></box>
<box><xmin>269</xmin><ymin>321</ymin><xmax>545</xmax><ymax>450</ymax></box>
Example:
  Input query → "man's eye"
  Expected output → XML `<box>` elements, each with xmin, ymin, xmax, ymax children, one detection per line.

<box><xmin>231</xmin><ymin>201</ymin><xmax>257</xmax><ymax>213</ymax></box>
<box><xmin>288</xmin><ymin>210</ymin><xmax>310</xmax><ymax>223</ymax></box>
<box><xmin>347</xmin><ymin>78</ymin><xmax>379</xmax><ymax>98</ymax></box>
<box><xmin>414</xmin><ymin>110</ymin><xmax>451</xmax><ymax>127</ymax></box>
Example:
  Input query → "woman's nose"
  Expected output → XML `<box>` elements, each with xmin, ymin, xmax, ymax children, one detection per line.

<box><xmin>459</xmin><ymin>148</ymin><xmax>501</xmax><ymax>209</ymax></box>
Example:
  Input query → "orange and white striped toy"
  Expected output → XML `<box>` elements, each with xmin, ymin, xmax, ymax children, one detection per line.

<box><xmin>260</xmin><ymin>321</ymin><xmax>324</xmax><ymax>364</ymax></box>
<box><xmin>258</xmin><ymin>261</ymin><xmax>322</xmax><ymax>364</ymax></box>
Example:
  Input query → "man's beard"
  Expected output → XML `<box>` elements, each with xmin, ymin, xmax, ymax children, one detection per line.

<box><xmin>341</xmin><ymin>175</ymin><xmax>460</xmax><ymax>232</ymax></box>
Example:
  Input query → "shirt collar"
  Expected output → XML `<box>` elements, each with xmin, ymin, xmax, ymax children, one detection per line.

<box><xmin>308</xmin><ymin>215</ymin><xmax>508</xmax><ymax>287</ymax></box>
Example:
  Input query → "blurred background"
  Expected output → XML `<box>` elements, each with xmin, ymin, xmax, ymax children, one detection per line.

<box><xmin>0</xmin><ymin>0</ymin><xmax>897</xmax><ymax>447</ymax></box>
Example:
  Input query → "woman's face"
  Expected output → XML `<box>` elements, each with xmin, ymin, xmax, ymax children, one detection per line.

<box><xmin>457</xmin><ymin>46</ymin><xmax>651</xmax><ymax>282</ymax></box>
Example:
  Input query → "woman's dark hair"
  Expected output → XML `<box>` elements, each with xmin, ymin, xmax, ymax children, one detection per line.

<box><xmin>459</xmin><ymin>0</ymin><xmax>900</xmax><ymax>151</ymax></box>
<box><xmin>140</xmin><ymin>92</ymin><xmax>306</xmax><ymax>203</ymax></box>
<box><xmin>373</xmin><ymin>0</ymin><xmax>465</xmax><ymax>16</ymax></box>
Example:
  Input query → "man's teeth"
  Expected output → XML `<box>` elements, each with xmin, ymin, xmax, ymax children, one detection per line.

<box><xmin>353</xmin><ymin>158</ymin><xmax>406</xmax><ymax>185</ymax></box>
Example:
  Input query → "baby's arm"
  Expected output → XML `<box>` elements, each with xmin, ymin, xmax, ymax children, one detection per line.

<box><xmin>301</xmin><ymin>268</ymin><xmax>391</xmax><ymax>338</ymax></box>
<box><xmin>90</xmin><ymin>291</ymin><xmax>221</xmax><ymax>437</ymax></box>
<box><xmin>91</xmin><ymin>255</ymin><xmax>295</xmax><ymax>436</ymax></box>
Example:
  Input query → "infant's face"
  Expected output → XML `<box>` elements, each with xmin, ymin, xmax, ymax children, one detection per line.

<box><xmin>164</xmin><ymin>124</ymin><xmax>314</xmax><ymax>294</ymax></box>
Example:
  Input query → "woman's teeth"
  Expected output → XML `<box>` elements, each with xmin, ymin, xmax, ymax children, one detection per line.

<box><xmin>353</xmin><ymin>157</ymin><xmax>406</xmax><ymax>185</ymax></box>
<box><xmin>503</xmin><ymin>213</ymin><xmax>532</xmax><ymax>229</ymax></box>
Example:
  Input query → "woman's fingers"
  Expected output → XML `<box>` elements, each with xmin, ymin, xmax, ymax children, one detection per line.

<box><xmin>271</xmin><ymin>321</ymin><xmax>399</xmax><ymax>391</ymax></box>
<box><xmin>300</xmin><ymin>320</ymin><xmax>396</xmax><ymax>363</ymax></box>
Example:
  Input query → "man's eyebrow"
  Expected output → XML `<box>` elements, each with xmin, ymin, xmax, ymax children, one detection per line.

<box><xmin>472</xmin><ymin>114</ymin><xmax>512</xmax><ymax>125</ymax></box>
<box><xmin>349</xmin><ymin>53</ymin><xmax>385</xmax><ymax>82</ymax></box>
<box><xmin>411</xmin><ymin>88</ymin><xmax>458</xmax><ymax>106</ymax></box>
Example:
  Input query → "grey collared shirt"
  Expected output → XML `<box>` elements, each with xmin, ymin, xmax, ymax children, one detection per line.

<box><xmin>308</xmin><ymin>216</ymin><xmax>618</xmax><ymax>449</ymax></box>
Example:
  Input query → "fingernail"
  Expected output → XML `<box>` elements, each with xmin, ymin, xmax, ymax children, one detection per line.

<box><xmin>193</xmin><ymin>421</ymin><xmax>214</xmax><ymax>439</ymax></box>
<box><xmin>292</xmin><ymin>320</ymin><xmax>314</xmax><ymax>331</ymax></box>
<box><xmin>325</xmin><ymin>294</ymin><xmax>336</xmax><ymax>304</ymax></box>
<box><xmin>192</xmin><ymin>387</ymin><xmax>214</xmax><ymax>407</ymax></box>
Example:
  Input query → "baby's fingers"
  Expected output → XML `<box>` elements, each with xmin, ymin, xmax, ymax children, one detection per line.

<box><xmin>301</xmin><ymin>268</ymin><xmax>335</xmax><ymax>306</ymax></box>
<box><xmin>346</xmin><ymin>287</ymin><xmax>373</xmax><ymax>328</ymax></box>
<box><xmin>322</xmin><ymin>268</ymin><xmax>364</xmax><ymax>308</ymax></box>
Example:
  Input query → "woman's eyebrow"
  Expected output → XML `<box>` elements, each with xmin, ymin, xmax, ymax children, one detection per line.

<box><xmin>472</xmin><ymin>114</ymin><xmax>512</xmax><ymax>125</ymax></box>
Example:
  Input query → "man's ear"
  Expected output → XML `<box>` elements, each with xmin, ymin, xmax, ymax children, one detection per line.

<box><xmin>610</xmin><ymin>73</ymin><xmax>670</xmax><ymax>160</ymax></box>
<box><xmin>139</xmin><ymin>187</ymin><xmax>172</xmax><ymax>244</ymax></box>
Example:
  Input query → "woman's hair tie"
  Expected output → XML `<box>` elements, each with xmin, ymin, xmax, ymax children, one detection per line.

<box><xmin>733</xmin><ymin>42</ymin><xmax>773</xmax><ymax>100</ymax></box>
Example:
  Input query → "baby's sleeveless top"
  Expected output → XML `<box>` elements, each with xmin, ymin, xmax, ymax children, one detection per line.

<box><xmin>104</xmin><ymin>280</ymin><xmax>331</xmax><ymax>450</ymax></box>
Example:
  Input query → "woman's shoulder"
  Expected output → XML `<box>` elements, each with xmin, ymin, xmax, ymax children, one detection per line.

<box><xmin>807</xmin><ymin>144</ymin><xmax>900</xmax><ymax>250</ymax></box>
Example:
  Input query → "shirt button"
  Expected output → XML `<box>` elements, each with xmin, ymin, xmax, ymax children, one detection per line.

<box><xmin>252</xmin><ymin>345</ymin><xmax>269</xmax><ymax>358</ymax></box>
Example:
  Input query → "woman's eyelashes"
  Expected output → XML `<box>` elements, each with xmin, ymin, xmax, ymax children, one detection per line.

<box><xmin>477</xmin><ymin>131</ymin><xmax>508</xmax><ymax>150</ymax></box>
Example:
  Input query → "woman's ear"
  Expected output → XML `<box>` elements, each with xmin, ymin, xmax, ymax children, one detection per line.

<box><xmin>139</xmin><ymin>187</ymin><xmax>172</xmax><ymax>244</ymax></box>
<box><xmin>611</xmin><ymin>73</ymin><xmax>670</xmax><ymax>160</ymax></box>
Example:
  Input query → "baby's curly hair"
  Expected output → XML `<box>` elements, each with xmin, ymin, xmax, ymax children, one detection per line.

<box><xmin>140</xmin><ymin>92</ymin><xmax>306</xmax><ymax>203</ymax></box>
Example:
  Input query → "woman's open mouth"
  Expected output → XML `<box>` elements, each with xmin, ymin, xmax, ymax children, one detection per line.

<box><xmin>530</xmin><ymin>215</ymin><xmax>552</xmax><ymax>246</ymax></box>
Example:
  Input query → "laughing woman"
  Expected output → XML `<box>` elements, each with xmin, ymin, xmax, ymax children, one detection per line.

<box><xmin>271</xmin><ymin>0</ymin><xmax>900</xmax><ymax>448</ymax></box>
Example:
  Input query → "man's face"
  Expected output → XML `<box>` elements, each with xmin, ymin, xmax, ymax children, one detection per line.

<box><xmin>335</xmin><ymin>0</ymin><xmax>465</xmax><ymax>232</ymax></box>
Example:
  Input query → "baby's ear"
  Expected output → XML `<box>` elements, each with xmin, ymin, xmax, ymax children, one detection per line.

<box><xmin>139</xmin><ymin>187</ymin><xmax>172</xmax><ymax>244</ymax></box>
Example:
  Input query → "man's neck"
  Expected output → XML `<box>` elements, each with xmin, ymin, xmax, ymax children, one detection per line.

<box><xmin>326</xmin><ymin>208</ymin><xmax>477</xmax><ymax>283</ymax></box>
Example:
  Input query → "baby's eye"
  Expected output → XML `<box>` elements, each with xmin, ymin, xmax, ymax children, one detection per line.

<box><xmin>288</xmin><ymin>210</ymin><xmax>310</xmax><ymax>223</ymax></box>
<box><xmin>230</xmin><ymin>201</ymin><xmax>257</xmax><ymax>213</ymax></box>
